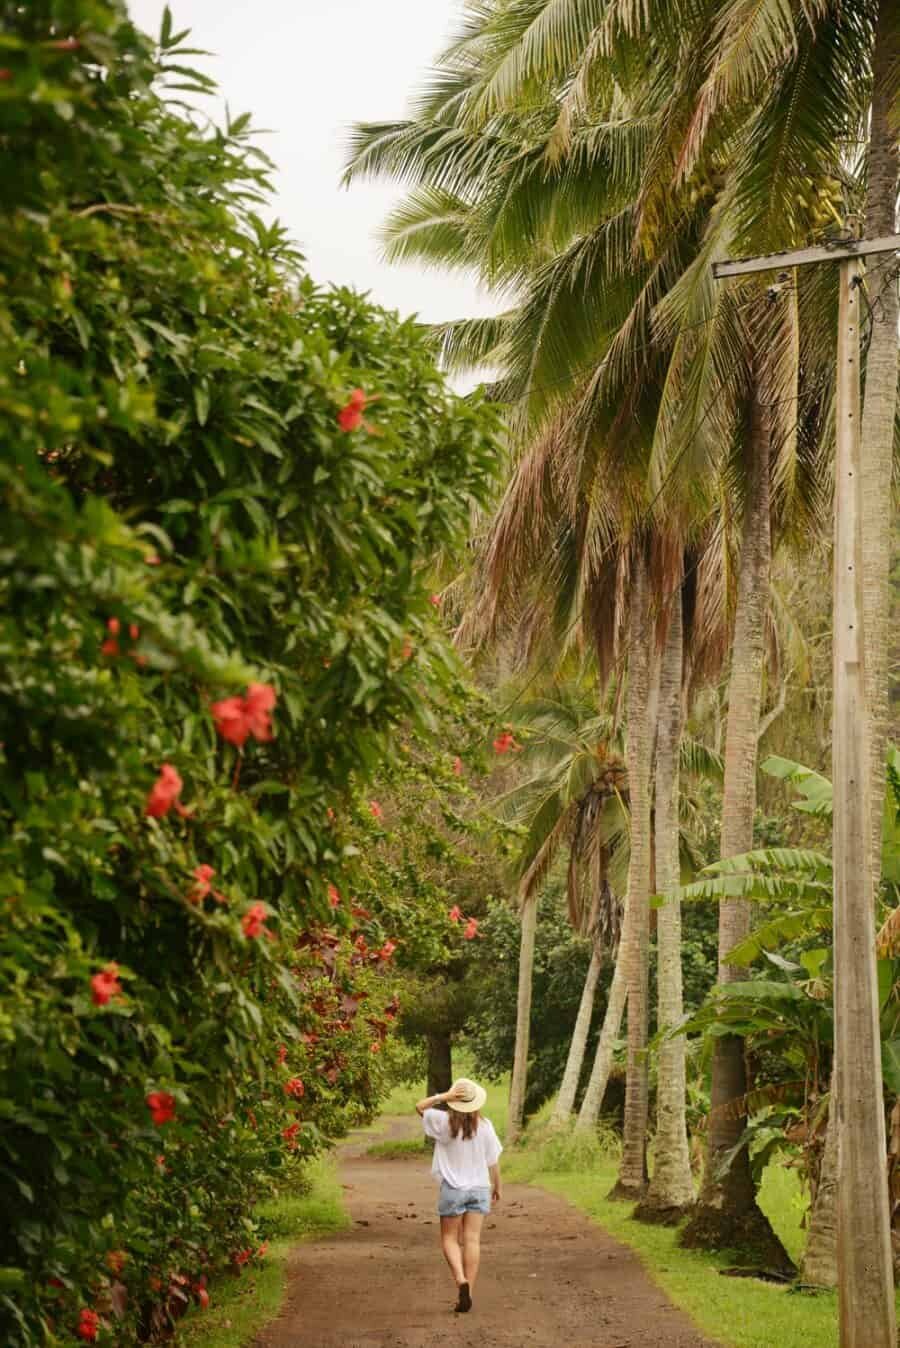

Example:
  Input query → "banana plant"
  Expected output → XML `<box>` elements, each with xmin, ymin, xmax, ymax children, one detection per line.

<box><xmin>660</xmin><ymin>746</ymin><xmax>900</xmax><ymax>1193</ymax></box>
<box><xmin>669</xmin><ymin>746</ymin><xmax>900</xmax><ymax>968</ymax></box>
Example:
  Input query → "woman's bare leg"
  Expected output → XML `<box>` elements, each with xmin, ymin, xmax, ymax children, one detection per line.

<box><xmin>462</xmin><ymin>1211</ymin><xmax>485</xmax><ymax>1292</ymax></box>
<box><xmin>439</xmin><ymin>1215</ymin><xmax>465</xmax><ymax>1286</ymax></box>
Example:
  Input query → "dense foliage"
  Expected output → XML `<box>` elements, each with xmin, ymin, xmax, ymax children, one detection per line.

<box><xmin>0</xmin><ymin>5</ymin><xmax>498</xmax><ymax>1343</ymax></box>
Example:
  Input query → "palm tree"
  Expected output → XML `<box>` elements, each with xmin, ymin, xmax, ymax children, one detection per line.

<box><xmin>492</xmin><ymin>686</ymin><xmax>629</xmax><ymax>1133</ymax></box>
<box><xmin>343</xmin><ymin>0</ymin><xmax>820</xmax><ymax>1228</ymax></box>
<box><xmin>635</xmin><ymin>562</ymin><xmax>695</xmax><ymax>1219</ymax></box>
<box><xmin>507</xmin><ymin>886</ymin><xmax>539</xmax><ymax>1145</ymax></box>
<box><xmin>453</xmin><ymin>12</ymin><xmax>896</xmax><ymax>1307</ymax></box>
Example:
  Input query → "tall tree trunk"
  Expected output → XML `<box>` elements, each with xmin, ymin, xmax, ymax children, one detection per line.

<box><xmin>575</xmin><ymin>949</ymin><xmax>627</xmax><ymax>1129</ymax></box>
<box><xmin>833</xmin><ymin>249</ymin><xmax>895</xmax><ymax>1346</ymax></box>
<box><xmin>553</xmin><ymin>943</ymin><xmax>603</xmax><ymax>1124</ymax></box>
<box><xmin>861</xmin><ymin>0</ymin><xmax>900</xmax><ymax>892</ymax></box>
<box><xmin>680</xmin><ymin>382</ymin><xmax>791</xmax><ymax>1268</ymax></box>
<box><xmin>636</xmin><ymin>579</ymin><xmax>694</xmax><ymax>1222</ymax></box>
<box><xmin>809</xmin><ymin>25</ymin><xmax>899</xmax><ymax>1297</ymax></box>
<box><xmin>426</xmin><ymin>1032</ymin><xmax>452</xmax><ymax>1099</ymax></box>
<box><xmin>609</xmin><ymin>545</ymin><xmax>653</xmax><ymax>1200</ymax></box>
<box><xmin>507</xmin><ymin>891</ymin><xmax>538</xmax><ymax>1144</ymax></box>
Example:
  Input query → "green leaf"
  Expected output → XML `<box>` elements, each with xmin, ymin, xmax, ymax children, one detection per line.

<box><xmin>194</xmin><ymin>383</ymin><xmax>210</xmax><ymax>427</ymax></box>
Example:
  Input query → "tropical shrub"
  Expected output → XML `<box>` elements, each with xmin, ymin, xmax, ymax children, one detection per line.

<box><xmin>0</xmin><ymin>4</ymin><xmax>497</xmax><ymax>1343</ymax></box>
<box><xmin>344</xmin><ymin>700</ymin><xmax>517</xmax><ymax>1089</ymax></box>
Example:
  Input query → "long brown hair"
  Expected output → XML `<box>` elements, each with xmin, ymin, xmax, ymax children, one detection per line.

<box><xmin>448</xmin><ymin>1109</ymin><xmax>480</xmax><ymax>1140</ymax></box>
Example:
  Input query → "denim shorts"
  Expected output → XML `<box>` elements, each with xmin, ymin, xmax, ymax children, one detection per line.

<box><xmin>437</xmin><ymin>1180</ymin><xmax>491</xmax><ymax>1217</ymax></box>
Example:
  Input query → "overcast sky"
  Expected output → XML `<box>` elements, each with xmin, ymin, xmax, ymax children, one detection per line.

<box><xmin>127</xmin><ymin>0</ymin><xmax>496</xmax><ymax>341</ymax></box>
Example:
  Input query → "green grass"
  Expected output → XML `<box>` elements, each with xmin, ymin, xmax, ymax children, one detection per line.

<box><xmin>758</xmin><ymin>1162</ymin><xmax>809</xmax><ymax>1268</ymax></box>
<box><xmin>174</xmin><ymin>1157</ymin><xmax>348</xmax><ymax>1348</ymax></box>
<box><xmin>378</xmin><ymin>1076</ymin><xmax>426</xmax><ymax>1116</ymax></box>
<box><xmin>367</xmin><ymin>1137</ymin><xmax>427</xmax><ymax>1158</ymax></box>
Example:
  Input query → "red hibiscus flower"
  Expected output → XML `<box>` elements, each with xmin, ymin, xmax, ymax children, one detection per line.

<box><xmin>448</xmin><ymin>905</ymin><xmax>462</xmax><ymax>923</ymax></box>
<box><xmin>145</xmin><ymin>764</ymin><xmax>183</xmax><ymax>818</ymax></box>
<box><xmin>189</xmin><ymin>864</ymin><xmax>214</xmax><ymax>904</ymax></box>
<box><xmin>257</xmin><ymin>1241</ymin><xmax>269</xmax><ymax>1259</ymax></box>
<box><xmin>241</xmin><ymin>902</ymin><xmax>269</xmax><ymax>939</ymax></box>
<box><xmin>429</xmin><ymin>594</ymin><xmax>442</xmax><ymax>607</ymax></box>
<box><xmin>337</xmin><ymin>388</ymin><xmax>367</xmax><ymax>432</ymax></box>
<box><xmin>90</xmin><ymin>962</ymin><xmax>122</xmax><ymax>1006</ymax></box>
<box><xmin>100</xmin><ymin>637</ymin><xmax>119</xmax><ymax>657</ymax></box>
<box><xmin>452</xmin><ymin>756</ymin><xmax>463</xmax><ymax>776</ymax></box>
<box><xmin>370</xmin><ymin>1041</ymin><xmax>381</xmax><ymax>1054</ymax></box>
<box><xmin>76</xmin><ymin>1308</ymin><xmax>100</xmax><ymax>1342</ymax></box>
<box><xmin>401</xmin><ymin>638</ymin><xmax>414</xmax><ymax>661</ymax></box>
<box><xmin>327</xmin><ymin>883</ymin><xmax>341</xmax><ymax>909</ymax></box>
<box><xmin>105</xmin><ymin>1250</ymin><xmax>127</xmax><ymax>1276</ymax></box>
<box><xmin>210</xmin><ymin>695</ymin><xmax>248</xmax><ymax>747</ymax></box>
<box><xmin>146</xmin><ymin>1091</ymin><xmax>177</xmax><ymax>1126</ymax></box>
<box><xmin>282</xmin><ymin>1122</ymin><xmax>301</xmax><ymax>1149</ymax></box>
<box><xmin>211</xmin><ymin>684</ymin><xmax>277</xmax><ymax>747</ymax></box>
<box><xmin>493</xmin><ymin>730</ymin><xmax>519</xmax><ymax>755</ymax></box>
<box><xmin>369</xmin><ymin>800</ymin><xmax>383</xmax><ymax>821</ymax></box>
<box><xmin>463</xmin><ymin>918</ymin><xmax>480</xmax><ymax>941</ymax></box>
<box><xmin>234</xmin><ymin>1249</ymin><xmax>252</xmax><ymax>1267</ymax></box>
<box><xmin>378</xmin><ymin>940</ymin><xmax>397</xmax><ymax>961</ymax></box>
<box><xmin>129</xmin><ymin>623</ymin><xmax>140</xmax><ymax>641</ymax></box>
<box><xmin>244</xmin><ymin>682</ymin><xmax>276</xmax><ymax>740</ymax></box>
<box><xmin>277</xmin><ymin>1044</ymin><xmax>288</xmax><ymax>1064</ymax></box>
<box><xmin>106</xmin><ymin>617</ymin><xmax>120</xmax><ymax>636</ymax></box>
<box><xmin>284</xmin><ymin>1076</ymin><xmax>305</xmax><ymax>1099</ymax></box>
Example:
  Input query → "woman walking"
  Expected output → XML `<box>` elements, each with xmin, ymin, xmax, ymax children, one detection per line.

<box><xmin>415</xmin><ymin>1078</ymin><xmax>502</xmax><ymax>1313</ymax></box>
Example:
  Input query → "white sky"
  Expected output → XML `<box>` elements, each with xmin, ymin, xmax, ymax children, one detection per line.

<box><xmin>127</xmin><ymin>0</ymin><xmax>497</xmax><ymax>347</ymax></box>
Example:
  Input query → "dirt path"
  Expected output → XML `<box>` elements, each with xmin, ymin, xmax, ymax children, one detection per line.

<box><xmin>256</xmin><ymin>1119</ymin><xmax>720</xmax><ymax>1348</ymax></box>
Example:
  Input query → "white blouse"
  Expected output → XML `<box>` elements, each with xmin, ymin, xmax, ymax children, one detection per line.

<box><xmin>422</xmin><ymin>1108</ymin><xmax>503</xmax><ymax>1189</ymax></box>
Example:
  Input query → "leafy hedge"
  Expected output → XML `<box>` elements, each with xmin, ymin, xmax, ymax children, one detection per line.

<box><xmin>0</xmin><ymin>4</ymin><xmax>497</xmax><ymax>1343</ymax></box>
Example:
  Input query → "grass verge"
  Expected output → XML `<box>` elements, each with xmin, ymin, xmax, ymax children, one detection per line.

<box><xmin>367</xmin><ymin>1137</ymin><xmax>425</xmax><ymax>1159</ymax></box>
<box><xmin>174</xmin><ymin>1157</ymin><xmax>348</xmax><ymax>1347</ymax></box>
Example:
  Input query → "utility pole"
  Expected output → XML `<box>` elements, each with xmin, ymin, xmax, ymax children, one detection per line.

<box><xmin>712</xmin><ymin>232</ymin><xmax>900</xmax><ymax>1348</ymax></box>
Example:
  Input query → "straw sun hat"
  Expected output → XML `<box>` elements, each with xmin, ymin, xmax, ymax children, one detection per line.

<box><xmin>447</xmin><ymin>1078</ymin><xmax>487</xmax><ymax>1113</ymax></box>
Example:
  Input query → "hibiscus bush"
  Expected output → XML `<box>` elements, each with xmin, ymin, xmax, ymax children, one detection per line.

<box><xmin>337</xmin><ymin>700</ymin><xmax>519</xmax><ymax>1095</ymax></box>
<box><xmin>0</xmin><ymin>4</ymin><xmax>497</xmax><ymax>1343</ymax></box>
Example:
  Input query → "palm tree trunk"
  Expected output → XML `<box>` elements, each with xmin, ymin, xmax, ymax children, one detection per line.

<box><xmin>553</xmin><ymin>942</ymin><xmax>603</xmax><ymax>1123</ymax></box>
<box><xmin>636</xmin><ymin>580</ymin><xmax>694</xmax><ymax>1222</ymax></box>
<box><xmin>575</xmin><ymin>950</ymin><xmax>627</xmax><ymax>1129</ymax></box>
<box><xmin>609</xmin><ymin>544</ymin><xmax>653</xmax><ymax>1199</ymax></box>
<box><xmin>507</xmin><ymin>890</ymin><xmax>538</xmax><ymax>1144</ymax></box>
<box><xmin>680</xmin><ymin>380</ymin><xmax>791</xmax><ymax>1268</ymax></box>
<box><xmin>861</xmin><ymin>0</ymin><xmax>900</xmax><ymax>892</ymax></box>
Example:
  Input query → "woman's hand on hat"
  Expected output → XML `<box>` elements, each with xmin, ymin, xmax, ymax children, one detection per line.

<box><xmin>444</xmin><ymin>1084</ymin><xmax>467</xmax><ymax>1102</ymax></box>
